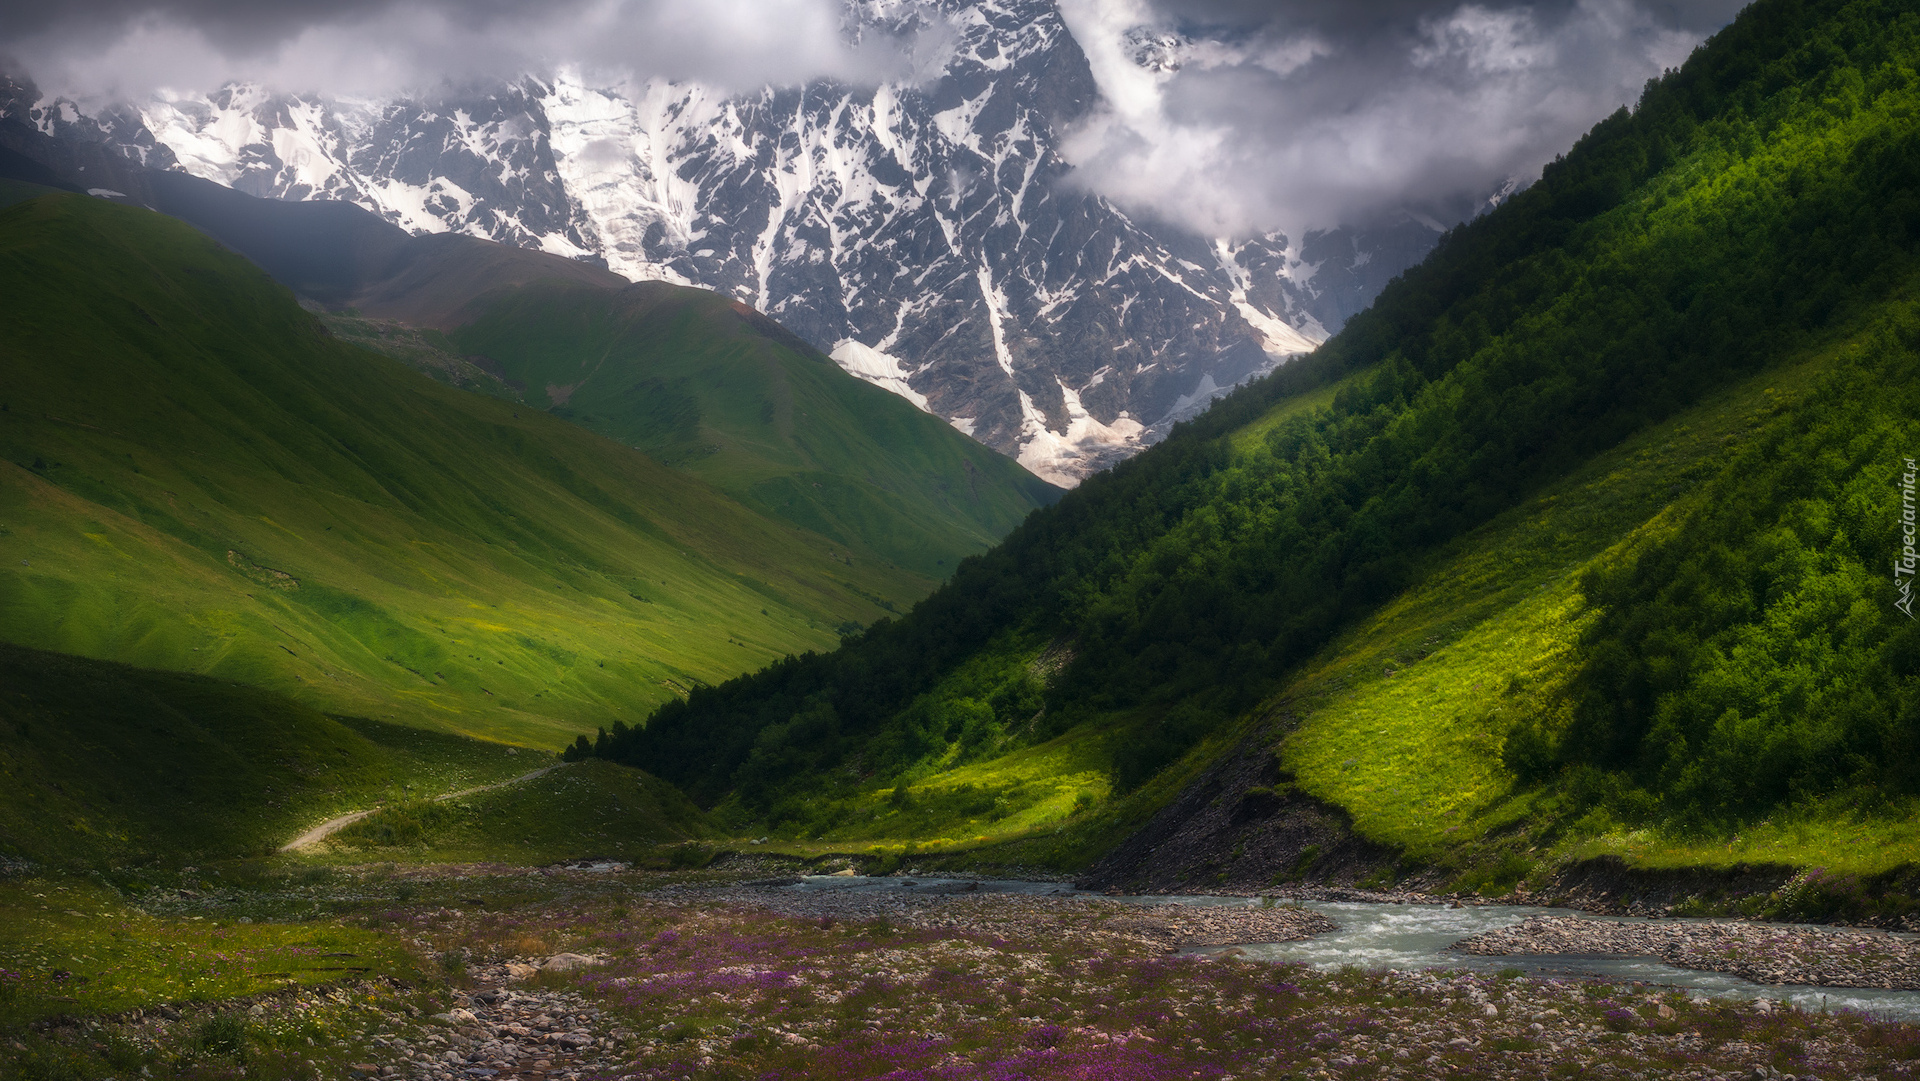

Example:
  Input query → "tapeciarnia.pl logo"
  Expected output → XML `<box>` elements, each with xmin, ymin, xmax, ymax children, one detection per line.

<box><xmin>1900</xmin><ymin>456</ymin><xmax>1917</xmax><ymax>619</ymax></box>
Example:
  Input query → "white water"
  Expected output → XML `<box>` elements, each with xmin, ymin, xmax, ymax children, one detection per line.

<box><xmin>790</xmin><ymin>877</ymin><xmax>1920</xmax><ymax>1021</ymax></box>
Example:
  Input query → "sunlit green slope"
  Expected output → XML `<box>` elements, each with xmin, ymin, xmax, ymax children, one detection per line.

<box><xmin>0</xmin><ymin>194</ymin><xmax>933</xmax><ymax>746</ymax></box>
<box><xmin>349</xmin><ymin>276</ymin><xmax>1059</xmax><ymax>579</ymax></box>
<box><xmin>584</xmin><ymin>0</ymin><xmax>1920</xmax><ymax>881</ymax></box>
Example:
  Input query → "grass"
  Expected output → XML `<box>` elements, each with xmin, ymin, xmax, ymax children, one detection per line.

<box><xmin>320</xmin><ymin>759</ymin><xmax>713</xmax><ymax>864</ymax></box>
<box><xmin>791</xmin><ymin>295</ymin><xmax>1914</xmax><ymax>885</ymax></box>
<box><xmin>816</xmin><ymin>725</ymin><xmax>1117</xmax><ymax>851</ymax></box>
<box><xmin>435</xmin><ymin>279</ymin><xmax>1061</xmax><ymax>579</ymax></box>
<box><xmin>1255</xmin><ymin>304</ymin><xmax>1904</xmax><ymax>878</ymax></box>
<box><xmin>1224</xmin><ymin>365</ymin><xmax>1357</xmax><ymax>456</ymax></box>
<box><xmin>0</xmin><ymin>643</ymin><xmax>546</xmax><ymax>870</ymax></box>
<box><xmin>732</xmin><ymin>708</ymin><xmax>1274</xmax><ymax>878</ymax></box>
<box><xmin>0</xmin><ymin>641</ymin><xmax>724</xmax><ymax>875</ymax></box>
<box><xmin>0</xmin><ymin>193</ymin><xmax>939</xmax><ymax>748</ymax></box>
<box><xmin>0</xmin><ymin>178</ymin><xmax>64</xmax><ymax>209</ymax></box>
<box><xmin>1569</xmin><ymin>801</ymin><xmax>1920</xmax><ymax>876</ymax></box>
<box><xmin>0</xmin><ymin>878</ymin><xmax>419</xmax><ymax>1024</ymax></box>
<box><xmin>316</xmin><ymin>311</ymin><xmax>524</xmax><ymax>403</ymax></box>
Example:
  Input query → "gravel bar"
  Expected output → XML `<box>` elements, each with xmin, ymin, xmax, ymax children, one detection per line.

<box><xmin>1456</xmin><ymin>914</ymin><xmax>1920</xmax><ymax>989</ymax></box>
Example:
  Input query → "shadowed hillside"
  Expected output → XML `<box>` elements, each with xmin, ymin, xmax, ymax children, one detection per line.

<box><xmin>0</xmin><ymin>193</ymin><xmax>936</xmax><ymax>746</ymax></box>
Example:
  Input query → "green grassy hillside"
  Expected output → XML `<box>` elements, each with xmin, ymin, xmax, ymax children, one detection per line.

<box><xmin>352</xmin><ymin>276</ymin><xmax>1058</xmax><ymax>579</ymax></box>
<box><xmin>578</xmin><ymin>0</ymin><xmax>1920</xmax><ymax>884</ymax></box>
<box><xmin>92</xmin><ymin>174</ymin><xmax>1060</xmax><ymax>578</ymax></box>
<box><xmin>0</xmin><ymin>643</ymin><xmax>536</xmax><ymax>869</ymax></box>
<box><xmin>0</xmin><ymin>194</ymin><xmax>936</xmax><ymax>747</ymax></box>
<box><xmin>0</xmin><ymin>641</ymin><xmax>712</xmax><ymax>872</ymax></box>
<box><xmin>320</xmin><ymin>758</ymin><xmax>712</xmax><ymax>864</ymax></box>
<box><xmin>1270</xmin><ymin>304</ymin><xmax>1920</xmax><ymax>878</ymax></box>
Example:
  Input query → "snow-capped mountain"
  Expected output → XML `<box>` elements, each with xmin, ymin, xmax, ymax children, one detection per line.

<box><xmin>8</xmin><ymin>0</ymin><xmax>1443</xmax><ymax>485</ymax></box>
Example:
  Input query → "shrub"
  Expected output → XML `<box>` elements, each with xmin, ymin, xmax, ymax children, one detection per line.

<box><xmin>191</xmin><ymin>1013</ymin><xmax>250</xmax><ymax>1061</ymax></box>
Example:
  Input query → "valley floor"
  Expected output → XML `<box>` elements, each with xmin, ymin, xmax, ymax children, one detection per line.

<box><xmin>10</xmin><ymin>859</ymin><xmax>1920</xmax><ymax>1081</ymax></box>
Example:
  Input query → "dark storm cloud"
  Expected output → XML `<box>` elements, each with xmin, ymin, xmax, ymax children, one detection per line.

<box><xmin>1058</xmin><ymin>0</ymin><xmax>1749</xmax><ymax>237</ymax></box>
<box><xmin>1152</xmin><ymin>0</ymin><xmax>1748</xmax><ymax>34</ymax></box>
<box><xmin>1</xmin><ymin>0</ymin><xmax>1750</xmax><ymax>238</ymax></box>
<box><xmin>0</xmin><ymin>0</ymin><xmax>904</xmax><ymax>100</ymax></box>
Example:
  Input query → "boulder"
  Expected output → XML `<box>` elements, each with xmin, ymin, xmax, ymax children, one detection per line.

<box><xmin>540</xmin><ymin>953</ymin><xmax>604</xmax><ymax>973</ymax></box>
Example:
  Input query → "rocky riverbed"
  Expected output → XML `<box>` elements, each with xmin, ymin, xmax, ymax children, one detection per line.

<box><xmin>20</xmin><ymin>865</ymin><xmax>1920</xmax><ymax>1081</ymax></box>
<box><xmin>700</xmin><ymin>878</ymin><xmax>1338</xmax><ymax>948</ymax></box>
<box><xmin>391</xmin><ymin>977</ymin><xmax>621</xmax><ymax>1081</ymax></box>
<box><xmin>396</xmin><ymin>886</ymin><xmax>1920</xmax><ymax>1081</ymax></box>
<box><xmin>1457</xmin><ymin>914</ymin><xmax>1920</xmax><ymax>990</ymax></box>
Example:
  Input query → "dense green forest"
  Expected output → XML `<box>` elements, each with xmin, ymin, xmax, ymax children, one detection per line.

<box><xmin>1509</xmin><ymin>313</ymin><xmax>1920</xmax><ymax>823</ymax></box>
<box><xmin>588</xmin><ymin>0</ymin><xmax>1920</xmax><ymax>838</ymax></box>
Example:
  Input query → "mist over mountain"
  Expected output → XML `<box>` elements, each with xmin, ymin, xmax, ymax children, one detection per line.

<box><xmin>0</xmin><ymin>0</ymin><xmax>1734</xmax><ymax>483</ymax></box>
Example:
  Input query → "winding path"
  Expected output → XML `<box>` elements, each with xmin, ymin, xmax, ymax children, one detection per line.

<box><xmin>279</xmin><ymin>764</ymin><xmax>568</xmax><ymax>852</ymax></box>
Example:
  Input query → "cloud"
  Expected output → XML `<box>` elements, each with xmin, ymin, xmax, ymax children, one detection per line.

<box><xmin>1</xmin><ymin>0</ymin><xmax>1749</xmax><ymax>238</ymax></box>
<box><xmin>0</xmin><ymin>0</ymin><xmax>913</xmax><ymax>101</ymax></box>
<box><xmin>1054</xmin><ymin>0</ymin><xmax>1737</xmax><ymax>239</ymax></box>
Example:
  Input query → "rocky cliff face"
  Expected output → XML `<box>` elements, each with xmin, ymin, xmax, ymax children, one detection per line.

<box><xmin>8</xmin><ymin>0</ymin><xmax>1442</xmax><ymax>485</ymax></box>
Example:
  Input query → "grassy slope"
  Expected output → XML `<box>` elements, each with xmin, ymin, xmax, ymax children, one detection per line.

<box><xmin>645</xmin><ymin>0</ymin><xmax>1920</xmax><ymax>881</ymax></box>
<box><xmin>0</xmin><ymin>194</ymin><xmax>930</xmax><ymax>746</ymax></box>
<box><xmin>318</xmin><ymin>311</ymin><xmax>525</xmax><ymax>404</ymax></box>
<box><xmin>0</xmin><ymin>876</ymin><xmax>422</xmax><ymax>1025</ymax></box>
<box><xmin>0</xmin><ymin>643</ymin><xmax>536</xmax><ymax>868</ymax></box>
<box><xmin>0</xmin><ymin>178</ymin><xmax>60</xmax><ymax>208</ymax></box>
<box><xmin>0</xmin><ymin>642</ymin><xmax>714</xmax><ymax>873</ymax></box>
<box><xmin>320</xmin><ymin>758</ymin><xmax>713</xmax><ymax>864</ymax></box>
<box><xmin>1272</xmin><ymin>345</ymin><xmax>1827</xmax><ymax>867</ymax></box>
<box><xmin>430</xmin><ymin>281</ymin><xmax>1059</xmax><ymax>579</ymax></box>
<box><xmin>755</xmin><ymin>317</ymin><xmax>1879</xmax><ymax>874</ymax></box>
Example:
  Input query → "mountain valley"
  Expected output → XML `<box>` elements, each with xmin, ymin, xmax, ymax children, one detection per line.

<box><xmin>7</xmin><ymin>0</ymin><xmax>1920</xmax><ymax>1077</ymax></box>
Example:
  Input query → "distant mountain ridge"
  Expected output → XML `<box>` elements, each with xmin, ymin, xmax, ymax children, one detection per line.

<box><xmin>0</xmin><ymin>114</ymin><xmax>1060</xmax><ymax>578</ymax></box>
<box><xmin>0</xmin><ymin>0</ymin><xmax>1445</xmax><ymax>485</ymax></box>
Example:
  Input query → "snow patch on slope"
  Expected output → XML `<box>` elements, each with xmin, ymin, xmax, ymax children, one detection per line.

<box><xmin>831</xmin><ymin>339</ymin><xmax>931</xmax><ymax>410</ymax></box>
<box><xmin>540</xmin><ymin>71</ymin><xmax>700</xmax><ymax>285</ymax></box>
<box><xmin>1015</xmin><ymin>377</ymin><xmax>1144</xmax><ymax>487</ymax></box>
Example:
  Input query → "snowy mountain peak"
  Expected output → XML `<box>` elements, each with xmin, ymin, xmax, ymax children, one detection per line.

<box><xmin>6</xmin><ymin>0</ymin><xmax>1442</xmax><ymax>485</ymax></box>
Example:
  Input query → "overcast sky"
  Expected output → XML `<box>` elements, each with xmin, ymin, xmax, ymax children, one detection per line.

<box><xmin>0</xmin><ymin>0</ymin><xmax>1750</xmax><ymax>237</ymax></box>
<box><xmin>1057</xmin><ymin>0</ymin><xmax>1747</xmax><ymax>236</ymax></box>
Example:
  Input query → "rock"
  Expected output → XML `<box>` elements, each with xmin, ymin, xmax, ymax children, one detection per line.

<box><xmin>349</xmin><ymin>1065</ymin><xmax>380</xmax><ymax>1076</ymax></box>
<box><xmin>540</xmin><ymin>953</ymin><xmax>604</xmax><ymax>973</ymax></box>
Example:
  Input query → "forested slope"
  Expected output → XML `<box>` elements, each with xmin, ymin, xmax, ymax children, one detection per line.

<box><xmin>591</xmin><ymin>0</ymin><xmax>1920</xmax><ymax>867</ymax></box>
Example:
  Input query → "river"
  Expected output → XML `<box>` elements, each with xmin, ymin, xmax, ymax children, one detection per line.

<box><xmin>790</xmin><ymin>875</ymin><xmax>1920</xmax><ymax>1021</ymax></box>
